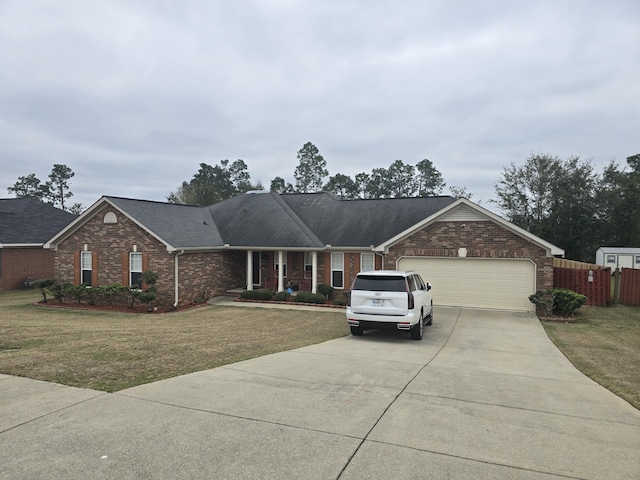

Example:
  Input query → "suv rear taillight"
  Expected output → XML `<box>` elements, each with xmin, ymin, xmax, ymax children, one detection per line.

<box><xmin>406</xmin><ymin>280</ymin><xmax>415</xmax><ymax>309</ymax></box>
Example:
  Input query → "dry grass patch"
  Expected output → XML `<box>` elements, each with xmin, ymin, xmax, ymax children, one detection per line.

<box><xmin>0</xmin><ymin>290</ymin><xmax>349</xmax><ymax>392</ymax></box>
<box><xmin>542</xmin><ymin>305</ymin><xmax>640</xmax><ymax>410</ymax></box>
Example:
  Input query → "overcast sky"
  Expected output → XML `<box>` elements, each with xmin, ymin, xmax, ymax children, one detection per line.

<box><xmin>1</xmin><ymin>0</ymin><xmax>639</xmax><ymax>211</ymax></box>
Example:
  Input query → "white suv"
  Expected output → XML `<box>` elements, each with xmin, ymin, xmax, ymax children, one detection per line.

<box><xmin>346</xmin><ymin>270</ymin><xmax>433</xmax><ymax>340</ymax></box>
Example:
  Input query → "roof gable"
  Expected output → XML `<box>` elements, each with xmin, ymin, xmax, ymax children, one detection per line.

<box><xmin>45</xmin><ymin>196</ymin><xmax>224</xmax><ymax>251</ymax></box>
<box><xmin>377</xmin><ymin>198</ymin><xmax>564</xmax><ymax>256</ymax></box>
<box><xmin>0</xmin><ymin>198</ymin><xmax>76</xmax><ymax>245</ymax></box>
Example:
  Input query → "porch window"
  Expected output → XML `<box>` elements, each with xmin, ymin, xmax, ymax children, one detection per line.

<box><xmin>361</xmin><ymin>253</ymin><xmax>374</xmax><ymax>272</ymax></box>
<box><xmin>331</xmin><ymin>252</ymin><xmax>344</xmax><ymax>288</ymax></box>
<box><xmin>274</xmin><ymin>254</ymin><xmax>287</xmax><ymax>278</ymax></box>
<box><xmin>81</xmin><ymin>251</ymin><xmax>92</xmax><ymax>286</ymax></box>
<box><xmin>304</xmin><ymin>252</ymin><xmax>313</xmax><ymax>273</ymax></box>
<box><xmin>606</xmin><ymin>255</ymin><xmax>616</xmax><ymax>264</ymax></box>
<box><xmin>130</xmin><ymin>252</ymin><xmax>143</xmax><ymax>288</ymax></box>
<box><xmin>636</xmin><ymin>255</ymin><xmax>640</xmax><ymax>265</ymax></box>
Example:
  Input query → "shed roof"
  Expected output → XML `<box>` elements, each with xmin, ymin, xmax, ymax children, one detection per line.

<box><xmin>597</xmin><ymin>247</ymin><xmax>640</xmax><ymax>254</ymax></box>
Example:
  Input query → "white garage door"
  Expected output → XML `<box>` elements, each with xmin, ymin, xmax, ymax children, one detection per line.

<box><xmin>397</xmin><ymin>257</ymin><xmax>536</xmax><ymax>312</ymax></box>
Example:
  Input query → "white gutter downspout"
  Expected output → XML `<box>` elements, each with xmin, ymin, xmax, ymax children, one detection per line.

<box><xmin>173</xmin><ymin>250</ymin><xmax>185</xmax><ymax>307</ymax></box>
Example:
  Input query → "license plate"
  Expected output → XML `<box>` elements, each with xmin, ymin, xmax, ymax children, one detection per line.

<box><xmin>372</xmin><ymin>299</ymin><xmax>385</xmax><ymax>306</ymax></box>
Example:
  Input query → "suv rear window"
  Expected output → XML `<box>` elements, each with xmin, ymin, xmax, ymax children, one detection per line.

<box><xmin>352</xmin><ymin>275</ymin><xmax>407</xmax><ymax>292</ymax></box>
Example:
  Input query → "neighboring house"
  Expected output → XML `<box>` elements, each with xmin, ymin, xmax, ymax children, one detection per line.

<box><xmin>44</xmin><ymin>192</ymin><xmax>564</xmax><ymax>312</ymax></box>
<box><xmin>0</xmin><ymin>198</ymin><xmax>76</xmax><ymax>291</ymax></box>
<box><xmin>596</xmin><ymin>247</ymin><xmax>640</xmax><ymax>270</ymax></box>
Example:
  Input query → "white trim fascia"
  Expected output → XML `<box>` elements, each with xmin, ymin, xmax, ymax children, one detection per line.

<box><xmin>218</xmin><ymin>245</ymin><xmax>374</xmax><ymax>252</ymax></box>
<box><xmin>0</xmin><ymin>243</ymin><xmax>44</xmax><ymax>248</ymax></box>
<box><xmin>376</xmin><ymin>198</ymin><xmax>564</xmax><ymax>257</ymax></box>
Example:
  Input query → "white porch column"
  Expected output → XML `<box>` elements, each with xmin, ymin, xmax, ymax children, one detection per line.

<box><xmin>246</xmin><ymin>250</ymin><xmax>253</xmax><ymax>291</ymax></box>
<box><xmin>277</xmin><ymin>250</ymin><xmax>284</xmax><ymax>292</ymax></box>
<box><xmin>312</xmin><ymin>251</ymin><xmax>318</xmax><ymax>294</ymax></box>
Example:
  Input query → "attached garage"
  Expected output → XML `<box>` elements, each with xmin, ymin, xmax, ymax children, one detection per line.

<box><xmin>397</xmin><ymin>257</ymin><xmax>536</xmax><ymax>312</ymax></box>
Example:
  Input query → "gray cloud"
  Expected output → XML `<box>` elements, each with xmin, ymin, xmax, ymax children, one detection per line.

<box><xmin>1</xmin><ymin>0</ymin><xmax>638</xmax><ymax>210</ymax></box>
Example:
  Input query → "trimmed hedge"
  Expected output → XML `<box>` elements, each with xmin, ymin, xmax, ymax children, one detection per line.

<box><xmin>552</xmin><ymin>288</ymin><xmax>587</xmax><ymax>317</ymax></box>
<box><xmin>240</xmin><ymin>289</ymin><xmax>275</xmax><ymax>301</ymax></box>
<box><xmin>273</xmin><ymin>291</ymin><xmax>290</xmax><ymax>301</ymax></box>
<box><xmin>529</xmin><ymin>288</ymin><xmax>587</xmax><ymax>317</ymax></box>
<box><xmin>294</xmin><ymin>292</ymin><xmax>327</xmax><ymax>304</ymax></box>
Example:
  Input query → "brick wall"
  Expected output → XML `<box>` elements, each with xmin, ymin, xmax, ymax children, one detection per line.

<box><xmin>0</xmin><ymin>247</ymin><xmax>55</xmax><ymax>291</ymax></box>
<box><xmin>385</xmin><ymin>220</ymin><xmax>553</xmax><ymax>291</ymax></box>
<box><xmin>53</xmin><ymin>205</ymin><xmax>246</xmax><ymax>307</ymax></box>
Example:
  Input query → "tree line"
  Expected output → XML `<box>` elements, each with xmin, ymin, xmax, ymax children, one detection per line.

<box><xmin>167</xmin><ymin>141</ymin><xmax>467</xmax><ymax>204</ymax></box>
<box><xmin>493</xmin><ymin>152</ymin><xmax>640</xmax><ymax>262</ymax></box>
<box><xmin>7</xmin><ymin>144</ymin><xmax>639</xmax><ymax>263</ymax></box>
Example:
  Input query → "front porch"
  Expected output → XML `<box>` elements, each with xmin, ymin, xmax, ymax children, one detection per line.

<box><xmin>243</xmin><ymin>250</ymin><xmax>320</xmax><ymax>294</ymax></box>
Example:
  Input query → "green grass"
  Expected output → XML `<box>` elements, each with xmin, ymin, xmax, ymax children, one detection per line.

<box><xmin>3</xmin><ymin>290</ymin><xmax>639</xmax><ymax>410</ymax></box>
<box><xmin>0</xmin><ymin>290</ymin><xmax>349</xmax><ymax>392</ymax></box>
<box><xmin>542</xmin><ymin>305</ymin><xmax>640</xmax><ymax>410</ymax></box>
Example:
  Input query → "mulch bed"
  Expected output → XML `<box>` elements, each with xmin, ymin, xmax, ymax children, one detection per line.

<box><xmin>35</xmin><ymin>301</ymin><xmax>204</xmax><ymax>314</ymax></box>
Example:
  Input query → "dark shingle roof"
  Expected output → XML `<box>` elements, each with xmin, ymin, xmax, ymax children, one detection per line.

<box><xmin>107</xmin><ymin>197</ymin><xmax>223</xmax><ymax>248</ymax></box>
<box><xmin>96</xmin><ymin>192</ymin><xmax>457</xmax><ymax>250</ymax></box>
<box><xmin>207</xmin><ymin>193</ymin><xmax>323</xmax><ymax>248</ymax></box>
<box><xmin>280</xmin><ymin>193</ymin><xmax>457</xmax><ymax>246</ymax></box>
<box><xmin>0</xmin><ymin>198</ymin><xmax>76</xmax><ymax>244</ymax></box>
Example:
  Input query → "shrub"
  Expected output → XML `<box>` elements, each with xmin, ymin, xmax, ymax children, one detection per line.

<box><xmin>49</xmin><ymin>282</ymin><xmax>70</xmax><ymax>303</ymax></box>
<box><xmin>85</xmin><ymin>285</ymin><xmax>103</xmax><ymax>305</ymax></box>
<box><xmin>295</xmin><ymin>292</ymin><xmax>327</xmax><ymax>304</ymax></box>
<box><xmin>529</xmin><ymin>290</ymin><xmax>554</xmax><ymax>317</ymax></box>
<box><xmin>552</xmin><ymin>288</ymin><xmax>587</xmax><ymax>317</ymax></box>
<box><xmin>273</xmin><ymin>291</ymin><xmax>290</xmax><ymax>301</ymax></box>
<box><xmin>67</xmin><ymin>284</ymin><xmax>87</xmax><ymax>304</ymax></box>
<box><xmin>32</xmin><ymin>279</ymin><xmax>55</xmax><ymax>303</ymax></box>
<box><xmin>317</xmin><ymin>284</ymin><xmax>334</xmax><ymax>299</ymax></box>
<box><xmin>103</xmin><ymin>283</ymin><xmax>128</xmax><ymax>305</ymax></box>
<box><xmin>332</xmin><ymin>297</ymin><xmax>347</xmax><ymax>306</ymax></box>
<box><xmin>240</xmin><ymin>289</ymin><xmax>275</xmax><ymax>301</ymax></box>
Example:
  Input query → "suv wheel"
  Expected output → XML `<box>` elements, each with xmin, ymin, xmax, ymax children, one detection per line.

<box><xmin>350</xmin><ymin>325</ymin><xmax>364</xmax><ymax>336</ymax></box>
<box><xmin>410</xmin><ymin>311</ymin><xmax>424</xmax><ymax>340</ymax></box>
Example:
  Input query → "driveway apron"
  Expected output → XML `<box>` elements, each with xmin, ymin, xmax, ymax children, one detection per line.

<box><xmin>1</xmin><ymin>306</ymin><xmax>639</xmax><ymax>479</ymax></box>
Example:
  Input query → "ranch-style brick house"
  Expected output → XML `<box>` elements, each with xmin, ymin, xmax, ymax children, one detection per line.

<box><xmin>44</xmin><ymin>192</ymin><xmax>564</xmax><ymax>312</ymax></box>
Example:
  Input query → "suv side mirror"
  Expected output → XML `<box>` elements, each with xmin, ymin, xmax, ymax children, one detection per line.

<box><xmin>426</xmin><ymin>283</ymin><xmax>432</xmax><ymax>291</ymax></box>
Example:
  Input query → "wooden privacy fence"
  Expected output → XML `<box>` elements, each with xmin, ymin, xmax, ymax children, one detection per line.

<box><xmin>553</xmin><ymin>267</ymin><xmax>611</xmax><ymax>306</ymax></box>
<box><xmin>620</xmin><ymin>268</ymin><xmax>640</xmax><ymax>306</ymax></box>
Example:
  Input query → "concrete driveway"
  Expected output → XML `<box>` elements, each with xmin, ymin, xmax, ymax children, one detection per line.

<box><xmin>1</xmin><ymin>306</ymin><xmax>639</xmax><ymax>479</ymax></box>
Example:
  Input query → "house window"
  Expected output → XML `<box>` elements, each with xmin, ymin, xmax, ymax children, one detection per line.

<box><xmin>636</xmin><ymin>255</ymin><xmax>640</xmax><ymax>265</ymax></box>
<box><xmin>304</xmin><ymin>252</ymin><xmax>313</xmax><ymax>273</ymax></box>
<box><xmin>361</xmin><ymin>253</ymin><xmax>374</xmax><ymax>272</ymax></box>
<box><xmin>274</xmin><ymin>253</ymin><xmax>287</xmax><ymax>278</ymax></box>
<box><xmin>331</xmin><ymin>252</ymin><xmax>344</xmax><ymax>288</ymax></box>
<box><xmin>130</xmin><ymin>252</ymin><xmax>143</xmax><ymax>288</ymax></box>
<box><xmin>81</xmin><ymin>251</ymin><xmax>92</xmax><ymax>286</ymax></box>
<box><xmin>606</xmin><ymin>255</ymin><xmax>616</xmax><ymax>264</ymax></box>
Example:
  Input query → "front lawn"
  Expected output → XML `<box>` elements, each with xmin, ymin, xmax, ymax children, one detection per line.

<box><xmin>542</xmin><ymin>305</ymin><xmax>640</xmax><ymax>410</ymax></box>
<box><xmin>0</xmin><ymin>290</ymin><xmax>349</xmax><ymax>392</ymax></box>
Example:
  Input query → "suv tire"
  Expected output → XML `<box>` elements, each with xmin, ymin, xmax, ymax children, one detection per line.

<box><xmin>410</xmin><ymin>311</ymin><xmax>424</xmax><ymax>340</ymax></box>
<box><xmin>426</xmin><ymin>303</ymin><xmax>433</xmax><ymax>326</ymax></box>
<box><xmin>350</xmin><ymin>325</ymin><xmax>364</xmax><ymax>336</ymax></box>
